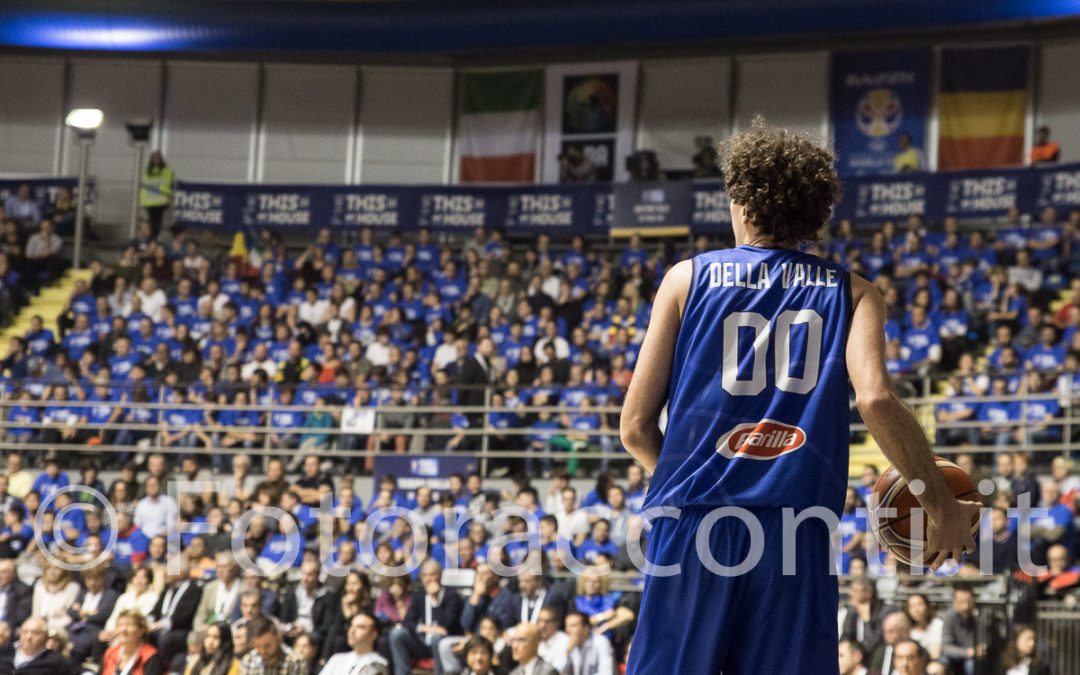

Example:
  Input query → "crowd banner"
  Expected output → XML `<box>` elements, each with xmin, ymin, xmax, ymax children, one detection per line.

<box><xmin>542</xmin><ymin>61</ymin><xmax>639</xmax><ymax>183</ymax></box>
<box><xmin>175</xmin><ymin>164</ymin><xmax>1080</xmax><ymax>234</ymax></box>
<box><xmin>831</xmin><ymin>50</ymin><xmax>931</xmax><ymax>177</ymax></box>
<box><xmin>0</xmin><ymin>176</ymin><xmax>94</xmax><ymax>210</ymax></box>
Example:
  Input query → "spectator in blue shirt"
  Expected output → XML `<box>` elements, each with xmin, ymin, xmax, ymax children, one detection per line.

<box><xmin>900</xmin><ymin>305</ymin><xmax>941</xmax><ymax>375</ymax></box>
<box><xmin>4</xmin><ymin>388</ymin><xmax>40</xmax><ymax>445</ymax></box>
<box><xmin>978</xmin><ymin>379</ymin><xmax>1021</xmax><ymax>447</ymax></box>
<box><xmin>1019</xmin><ymin>372</ymin><xmax>1061</xmax><ymax>446</ymax></box>
<box><xmin>24</xmin><ymin>315</ymin><xmax>55</xmax><ymax>361</ymax></box>
<box><xmin>31</xmin><ymin>458</ymin><xmax>70</xmax><ymax>506</ymax></box>
<box><xmin>160</xmin><ymin>386</ymin><xmax>213</xmax><ymax>450</ymax></box>
<box><xmin>1031</xmin><ymin>480</ymin><xmax>1074</xmax><ymax>566</ymax></box>
<box><xmin>1025</xmin><ymin>325</ymin><xmax>1066</xmax><ymax>373</ymax></box>
<box><xmin>268</xmin><ymin>387</ymin><xmax>305</xmax><ymax>451</ymax></box>
<box><xmin>934</xmin><ymin>377</ymin><xmax>979</xmax><ymax>448</ymax></box>
<box><xmin>575</xmin><ymin>519</ymin><xmax>619</xmax><ymax>564</ymax></box>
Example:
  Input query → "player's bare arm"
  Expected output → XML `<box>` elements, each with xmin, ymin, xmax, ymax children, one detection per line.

<box><xmin>846</xmin><ymin>273</ymin><xmax>980</xmax><ymax>568</ymax></box>
<box><xmin>620</xmin><ymin>259</ymin><xmax>691</xmax><ymax>474</ymax></box>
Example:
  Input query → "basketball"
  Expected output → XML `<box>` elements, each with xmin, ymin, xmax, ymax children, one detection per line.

<box><xmin>868</xmin><ymin>458</ymin><xmax>980</xmax><ymax>566</ymax></box>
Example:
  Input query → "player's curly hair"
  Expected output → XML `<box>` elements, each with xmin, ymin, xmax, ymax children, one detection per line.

<box><xmin>721</xmin><ymin>116</ymin><xmax>841</xmax><ymax>245</ymax></box>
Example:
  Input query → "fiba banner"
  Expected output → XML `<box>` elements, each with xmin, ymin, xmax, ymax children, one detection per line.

<box><xmin>542</xmin><ymin>61</ymin><xmax>639</xmax><ymax>183</ymax></box>
<box><xmin>831</xmin><ymin>50</ymin><xmax>930</xmax><ymax>177</ymax></box>
<box><xmin>612</xmin><ymin>181</ymin><xmax>693</xmax><ymax>236</ymax></box>
<box><xmin>373</xmin><ymin>455</ymin><xmax>479</xmax><ymax>504</ymax></box>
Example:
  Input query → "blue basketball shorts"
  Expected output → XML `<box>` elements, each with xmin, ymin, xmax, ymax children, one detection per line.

<box><xmin>626</xmin><ymin>505</ymin><xmax>840</xmax><ymax>675</ymax></box>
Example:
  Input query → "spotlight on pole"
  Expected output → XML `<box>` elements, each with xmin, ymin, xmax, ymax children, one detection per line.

<box><xmin>65</xmin><ymin>108</ymin><xmax>103</xmax><ymax>270</ymax></box>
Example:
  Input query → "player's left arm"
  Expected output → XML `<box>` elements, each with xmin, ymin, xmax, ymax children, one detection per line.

<box><xmin>620</xmin><ymin>259</ymin><xmax>691</xmax><ymax>474</ymax></box>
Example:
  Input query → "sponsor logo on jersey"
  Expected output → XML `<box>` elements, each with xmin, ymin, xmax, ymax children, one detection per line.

<box><xmin>716</xmin><ymin>419</ymin><xmax>807</xmax><ymax>460</ymax></box>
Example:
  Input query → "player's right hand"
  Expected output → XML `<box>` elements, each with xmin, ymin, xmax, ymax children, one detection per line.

<box><xmin>924</xmin><ymin>499</ymin><xmax>981</xmax><ymax>570</ymax></box>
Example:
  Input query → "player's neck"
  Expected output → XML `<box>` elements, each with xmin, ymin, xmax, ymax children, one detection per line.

<box><xmin>736</xmin><ymin>233</ymin><xmax>796</xmax><ymax>250</ymax></box>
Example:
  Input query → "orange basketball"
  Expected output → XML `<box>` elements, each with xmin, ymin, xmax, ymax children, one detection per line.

<box><xmin>868</xmin><ymin>457</ymin><xmax>980</xmax><ymax>566</ymax></box>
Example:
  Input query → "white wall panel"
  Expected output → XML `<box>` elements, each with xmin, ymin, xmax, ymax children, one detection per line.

<box><xmin>359</xmin><ymin>67</ymin><xmax>453</xmax><ymax>184</ymax></box>
<box><xmin>734</xmin><ymin>53</ymin><xmax>830</xmax><ymax>144</ymax></box>
<box><xmin>1038</xmin><ymin>41</ymin><xmax>1080</xmax><ymax>165</ymax></box>
<box><xmin>162</xmin><ymin>62</ymin><xmax>258</xmax><ymax>182</ymax></box>
<box><xmin>67</xmin><ymin>58</ymin><xmax>163</xmax><ymax>226</ymax></box>
<box><xmin>0</xmin><ymin>56</ymin><xmax>65</xmax><ymax>175</ymax></box>
<box><xmin>637</xmin><ymin>57</ymin><xmax>731</xmax><ymax>172</ymax></box>
<box><xmin>261</xmin><ymin>64</ymin><xmax>355</xmax><ymax>183</ymax></box>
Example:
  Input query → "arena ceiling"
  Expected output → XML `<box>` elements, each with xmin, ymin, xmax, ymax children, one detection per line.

<box><xmin>2</xmin><ymin>0</ymin><xmax>1080</xmax><ymax>61</ymax></box>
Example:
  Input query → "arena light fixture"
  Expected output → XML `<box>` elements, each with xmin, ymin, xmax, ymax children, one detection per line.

<box><xmin>65</xmin><ymin>108</ymin><xmax>104</xmax><ymax>130</ymax></box>
<box><xmin>66</xmin><ymin>108</ymin><xmax>103</xmax><ymax>270</ymax></box>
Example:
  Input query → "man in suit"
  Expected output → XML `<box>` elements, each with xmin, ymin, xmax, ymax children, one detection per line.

<box><xmin>490</xmin><ymin>562</ymin><xmax>567</xmax><ymax>635</ymax></box>
<box><xmin>193</xmin><ymin>552</ymin><xmax>243</xmax><ymax>629</ymax></box>
<box><xmin>147</xmin><ymin>559</ymin><xmax>202</xmax><ymax>666</ymax></box>
<box><xmin>508</xmin><ymin>623</ymin><xmax>557</xmax><ymax>675</ymax></box>
<box><xmin>562</xmin><ymin>611</ymin><xmax>612</xmax><ymax>675</ymax></box>
<box><xmin>388</xmin><ymin>560</ymin><xmax>464</xmax><ymax>675</ymax></box>
<box><xmin>867</xmin><ymin>612</ymin><xmax>910</xmax><ymax>675</ymax></box>
<box><xmin>841</xmin><ymin>577</ymin><xmax>894</xmax><ymax>656</ymax></box>
<box><xmin>458</xmin><ymin>337</ymin><xmax>496</xmax><ymax>435</ymax></box>
<box><xmin>0</xmin><ymin>617</ymin><xmax>73</xmax><ymax>675</ymax></box>
<box><xmin>66</xmin><ymin>565</ymin><xmax>118</xmax><ymax>664</ymax></box>
<box><xmin>0</xmin><ymin>561</ymin><xmax>31</xmax><ymax>629</ymax></box>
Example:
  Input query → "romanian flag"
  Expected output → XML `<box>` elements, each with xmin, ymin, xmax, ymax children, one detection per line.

<box><xmin>938</xmin><ymin>46</ymin><xmax>1029</xmax><ymax>170</ymax></box>
<box><xmin>458</xmin><ymin>70</ymin><xmax>542</xmax><ymax>183</ymax></box>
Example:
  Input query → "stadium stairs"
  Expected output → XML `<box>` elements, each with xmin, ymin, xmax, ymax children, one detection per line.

<box><xmin>0</xmin><ymin>268</ymin><xmax>92</xmax><ymax>346</ymax></box>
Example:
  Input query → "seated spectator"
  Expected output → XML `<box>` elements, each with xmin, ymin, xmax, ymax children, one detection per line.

<box><xmin>1001</xmin><ymin>625</ymin><xmax>1050</xmax><ymax>675</ymax></box>
<box><xmin>388</xmin><ymin>560</ymin><xmax>463</xmax><ymax>675</ymax></box>
<box><xmin>506</xmin><ymin>622</ymin><xmax>557</xmax><ymax>675</ymax></box>
<box><xmin>317</xmin><ymin>613</ymin><xmax>387</xmax><ymax>675</ymax></box>
<box><xmin>564</xmin><ymin>610</ymin><xmax>614</xmax><ymax>675</ymax></box>
<box><xmin>66</xmin><ymin>563</ymin><xmax>118</xmax><ymax>664</ymax></box>
<box><xmin>239</xmin><ymin>618</ymin><xmax>306</xmax><ymax>675</ymax></box>
<box><xmin>147</xmin><ymin>559</ymin><xmax>203</xmax><ymax>666</ymax></box>
<box><xmin>183</xmin><ymin>622</ymin><xmax>238</xmax><ymax>675</ymax></box>
<box><xmin>24</xmin><ymin>220</ymin><xmax>64</xmax><ymax>289</ymax></box>
<box><xmin>1</xmin><ymin>617</ymin><xmax>72</xmax><ymax>675</ymax></box>
<box><xmin>0</xmin><ymin>559</ymin><xmax>31</xmax><ymax>629</ymax></box>
<box><xmin>31</xmin><ymin>561</ymin><xmax>80</xmax><ymax>631</ymax></box>
<box><xmin>977</xmin><ymin>379</ymin><xmax>1020</xmax><ymax>447</ymax></box>
<box><xmin>1029</xmin><ymin>481</ymin><xmax>1074</xmax><ymax>566</ymax></box>
<box><xmin>575</xmin><ymin>520</ymin><xmax>618</xmax><ymax>565</ymax></box>
<box><xmin>840</xmin><ymin>577</ymin><xmax>893</xmax><ymax>656</ymax></box>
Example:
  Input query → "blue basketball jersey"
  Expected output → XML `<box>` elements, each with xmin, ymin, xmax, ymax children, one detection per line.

<box><xmin>644</xmin><ymin>245</ymin><xmax>853</xmax><ymax>517</ymax></box>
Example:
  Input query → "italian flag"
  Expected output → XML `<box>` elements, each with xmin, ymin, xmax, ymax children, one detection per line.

<box><xmin>458</xmin><ymin>69</ymin><xmax>542</xmax><ymax>183</ymax></box>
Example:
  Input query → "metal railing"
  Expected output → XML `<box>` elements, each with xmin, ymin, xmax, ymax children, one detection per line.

<box><xmin>0</xmin><ymin>379</ymin><xmax>1077</xmax><ymax>469</ymax></box>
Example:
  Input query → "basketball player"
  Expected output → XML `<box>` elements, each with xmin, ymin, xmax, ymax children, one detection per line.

<box><xmin>620</xmin><ymin>119</ymin><xmax>980</xmax><ymax>674</ymax></box>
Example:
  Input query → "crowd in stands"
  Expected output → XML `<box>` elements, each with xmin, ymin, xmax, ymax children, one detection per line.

<box><xmin>0</xmin><ymin>187</ymin><xmax>1078</xmax><ymax>672</ymax></box>
<box><xmin>0</xmin><ymin>183</ymin><xmax>79</xmax><ymax>327</ymax></box>
<box><xmin>0</xmin><ymin>204</ymin><xmax>1078</xmax><ymax>464</ymax></box>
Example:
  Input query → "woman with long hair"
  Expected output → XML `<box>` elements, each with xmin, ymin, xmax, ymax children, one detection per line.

<box><xmin>1001</xmin><ymin>625</ymin><xmax>1049</xmax><ymax>675</ymax></box>
<box><xmin>184</xmin><ymin>622</ymin><xmax>238</xmax><ymax>675</ymax></box>
<box><xmin>101</xmin><ymin>610</ymin><xmax>162</xmax><ymax>675</ymax></box>
<box><xmin>903</xmin><ymin>593</ymin><xmax>943</xmax><ymax>661</ymax></box>
<box><xmin>32</xmin><ymin>560</ymin><xmax>81</xmax><ymax>630</ymax></box>
<box><xmin>315</xmin><ymin>571</ymin><xmax>373</xmax><ymax>664</ymax></box>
